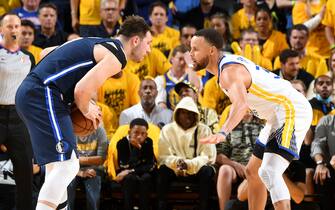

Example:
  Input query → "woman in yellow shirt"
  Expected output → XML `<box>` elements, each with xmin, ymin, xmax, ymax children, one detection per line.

<box><xmin>255</xmin><ymin>6</ymin><xmax>289</xmax><ymax>62</ymax></box>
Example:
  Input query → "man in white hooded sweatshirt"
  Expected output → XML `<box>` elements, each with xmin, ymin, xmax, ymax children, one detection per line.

<box><xmin>156</xmin><ymin>96</ymin><xmax>217</xmax><ymax>210</ymax></box>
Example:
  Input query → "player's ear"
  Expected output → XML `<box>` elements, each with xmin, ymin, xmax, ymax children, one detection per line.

<box><xmin>209</xmin><ymin>46</ymin><xmax>215</xmax><ymax>55</ymax></box>
<box><xmin>132</xmin><ymin>35</ymin><xmax>140</xmax><ymax>47</ymax></box>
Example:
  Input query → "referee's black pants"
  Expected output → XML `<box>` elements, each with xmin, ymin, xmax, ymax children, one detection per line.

<box><xmin>0</xmin><ymin>105</ymin><xmax>33</xmax><ymax>210</ymax></box>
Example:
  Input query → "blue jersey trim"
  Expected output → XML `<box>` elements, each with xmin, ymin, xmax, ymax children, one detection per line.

<box><xmin>43</xmin><ymin>60</ymin><xmax>94</xmax><ymax>85</ymax></box>
<box><xmin>255</xmin><ymin>138</ymin><xmax>266</xmax><ymax>147</ymax></box>
<box><xmin>278</xmin><ymin>145</ymin><xmax>300</xmax><ymax>159</ymax></box>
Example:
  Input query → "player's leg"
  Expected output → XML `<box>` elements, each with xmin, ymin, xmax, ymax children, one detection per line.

<box><xmin>258</xmin><ymin>153</ymin><xmax>290</xmax><ymax>210</ymax></box>
<box><xmin>259</xmin><ymin>103</ymin><xmax>312</xmax><ymax>210</ymax></box>
<box><xmin>36</xmin><ymin>151</ymin><xmax>79</xmax><ymax>210</ymax></box>
<box><xmin>245</xmin><ymin>123</ymin><xmax>271</xmax><ymax>210</ymax></box>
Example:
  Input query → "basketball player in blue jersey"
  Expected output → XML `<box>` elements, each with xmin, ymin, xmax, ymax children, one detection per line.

<box><xmin>188</xmin><ymin>29</ymin><xmax>312</xmax><ymax>210</ymax></box>
<box><xmin>15</xmin><ymin>16</ymin><xmax>152</xmax><ymax>210</ymax></box>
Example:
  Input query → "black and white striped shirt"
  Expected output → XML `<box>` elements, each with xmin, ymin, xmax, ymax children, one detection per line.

<box><xmin>0</xmin><ymin>47</ymin><xmax>35</xmax><ymax>105</ymax></box>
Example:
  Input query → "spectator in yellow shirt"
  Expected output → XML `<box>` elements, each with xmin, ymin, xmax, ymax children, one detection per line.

<box><xmin>255</xmin><ymin>6</ymin><xmax>288</xmax><ymax>62</ymax></box>
<box><xmin>70</xmin><ymin>0</ymin><xmax>101</xmax><ymax>36</ymax></box>
<box><xmin>123</xmin><ymin>47</ymin><xmax>171</xmax><ymax>80</ymax></box>
<box><xmin>19</xmin><ymin>19</ymin><xmax>42</xmax><ymax>63</ymax></box>
<box><xmin>293</xmin><ymin>0</ymin><xmax>329</xmax><ymax>58</ymax></box>
<box><xmin>323</xmin><ymin>0</ymin><xmax>335</xmax><ymax>52</ymax></box>
<box><xmin>231</xmin><ymin>0</ymin><xmax>257</xmax><ymax>40</ymax></box>
<box><xmin>202</xmin><ymin>76</ymin><xmax>231</xmax><ymax>116</ymax></box>
<box><xmin>149</xmin><ymin>1</ymin><xmax>180</xmax><ymax>58</ymax></box>
<box><xmin>98</xmin><ymin>71</ymin><xmax>140</xmax><ymax>136</ymax></box>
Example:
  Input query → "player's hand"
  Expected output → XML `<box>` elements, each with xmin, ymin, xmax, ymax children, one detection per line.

<box><xmin>83</xmin><ymin>101</ymin><xmax>102</xmax><ymax>129</ymax></box>
<box><xmin>200</xmin><ymin>133</ymin><xmax>226</xmax><ymax>144</ymax></box>
<box><xmin>314</xmin><ymin>164</ymin><xmax>330</xmax><ymax>185</ymax></box>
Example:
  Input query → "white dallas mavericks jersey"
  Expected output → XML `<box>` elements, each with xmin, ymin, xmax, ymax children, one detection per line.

<box><xmin>218</xmin><ymin>54</ymin><xmax>307</xmax><ymax>123</ymax></box>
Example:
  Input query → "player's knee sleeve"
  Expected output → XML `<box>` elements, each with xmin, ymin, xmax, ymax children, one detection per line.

<box><xmin>258</xmin><ymin>166</ymin><xmax>290</xmax><ymax>203</ymax></box>
<box><xmin>38</xmin><ymin>151</ymin><xmax>79</xmax><ymax>206</ymax></box>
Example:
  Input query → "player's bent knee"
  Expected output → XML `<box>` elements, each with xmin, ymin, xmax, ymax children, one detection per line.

<box><xmin>258</xmin><ymin>166</ymin><xmax>290</xmax><ymax>203</ymax></box>
<box><xmin>258</xmin><ymin>166</ymin><xmax>274</xmax><ymax>190</ymax></box>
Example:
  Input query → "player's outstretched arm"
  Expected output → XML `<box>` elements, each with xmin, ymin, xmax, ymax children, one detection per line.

<box><xmin>200</xmin><ymin>64</ymin><xmax>250</xmax><ymax>144</ymax></box>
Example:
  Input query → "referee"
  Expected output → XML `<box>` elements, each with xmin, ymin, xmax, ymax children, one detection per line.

<box><xmin>0</xmin><ymin>14</ymin><xmax>35</xmax><ymax>210</ymax></box>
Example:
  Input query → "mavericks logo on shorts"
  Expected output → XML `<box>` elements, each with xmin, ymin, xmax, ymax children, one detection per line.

<box><xmin>56</xmin><ymin>141</ymin><xmax>69</xmax><ymax>154</ymax></box>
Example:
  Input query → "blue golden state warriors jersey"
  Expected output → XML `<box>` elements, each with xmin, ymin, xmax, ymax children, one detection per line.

<box><xmin>30</xmin><ymin>37</ymin><xmax>126</xmax><ymax>103</ymax></box>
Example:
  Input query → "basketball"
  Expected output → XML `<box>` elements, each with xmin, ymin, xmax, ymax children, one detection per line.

<box><xmin>71</xmin><ymin>105</ymin><xmax>96</xmax><ymax>136</ymax></box>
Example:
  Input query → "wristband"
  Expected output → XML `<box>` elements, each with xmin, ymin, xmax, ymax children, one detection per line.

<box><xmin>219</xmin><ymin>130</ymin><xmax>228</xmax><ymax>137</ymax></box>
<box><xmin>292</xmin><ymin>0</ymin><xmax>296</xmax><ymax>6</ymax></box>
<box><xmin>330</xmin><ymin>44</ymin><xmax>335</xmax><ymax>50</ymax></box>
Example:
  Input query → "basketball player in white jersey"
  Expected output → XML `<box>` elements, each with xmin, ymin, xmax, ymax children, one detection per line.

<box><xmin>188</xmin><ymin>28</ymin><xmax>312</xmax><ymax>210</ymax></box>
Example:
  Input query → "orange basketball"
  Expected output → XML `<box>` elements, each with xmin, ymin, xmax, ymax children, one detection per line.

<box><xmin>71</xmin><ymin>106</ymin><xmax>96</xmax><ymax>137</ymax></box>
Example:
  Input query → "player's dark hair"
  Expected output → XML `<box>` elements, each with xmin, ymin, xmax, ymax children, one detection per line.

<box><xmin>279</xmin><ymin>49</ymin><xmax>299</xmax><ymax>64</ymax></box>
<box><xmin>194</xmin><ymin>28</ymin><xmax>224</xmax><ymax>50</ymax></box>
<box><xmin>117</xmin><ymin>15</ymin><xmax>151</xmax><ymax>39</ymax></box>
<box><xmin>149</xmin><ymin>1</ymin><xmax>168</xmax><ymax>16</ymax></box>
<box><xmin>130</xmin><ymin>118</ymin><xmax>149</xmax><ymax>129</ymax></box>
